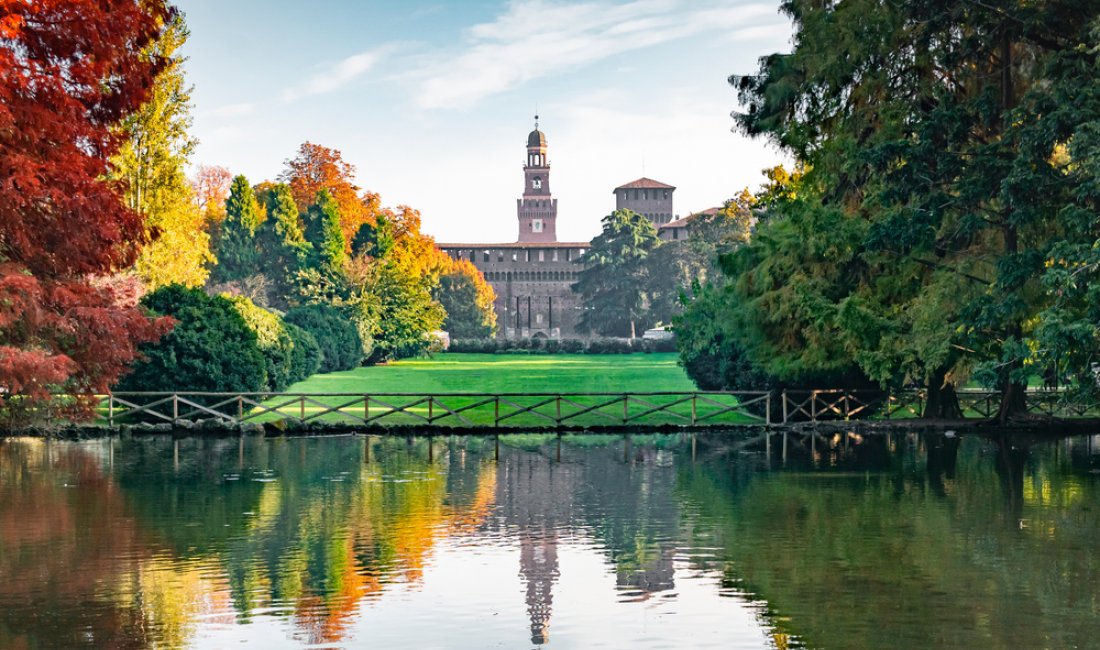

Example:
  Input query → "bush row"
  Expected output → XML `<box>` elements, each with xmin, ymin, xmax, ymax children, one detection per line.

<box><xmin>448</xmin><ymin>337</ymin><xmax>677</xmax><ymax>355</ymax></box>
<box><xmin>117</xmin><ymin>286</ymin><xmax>362</xmax><ymax>395</ymax></box>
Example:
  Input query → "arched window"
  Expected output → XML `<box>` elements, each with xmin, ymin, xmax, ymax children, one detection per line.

<box><xmin>532</xmin><ymin>176</ymin><xmax>542</xmax><ymax>189</ymax></box>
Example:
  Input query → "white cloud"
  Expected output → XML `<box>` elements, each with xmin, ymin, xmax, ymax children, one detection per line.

<box><xmin>283</xmin><ymin>51</ymin><xmax>381</xmax><ymax>101</ymax></box>
<box><xmin>201</xmin><ymin>102</ymin><xmax>255</xmax><ymax>118</ymax></box>
<box><xmin>414</xmin><ymin>0</ymin><xmax>779</xmax><ymax>109</ymax></box>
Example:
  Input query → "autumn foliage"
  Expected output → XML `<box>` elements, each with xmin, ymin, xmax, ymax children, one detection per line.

<box><xmin>279</xmin><ymin>142</ymin><xmax>380</xmax><ymax>244</ymax></box>
<box><xmin>0</xmin><ymin>0</ymin><xmax>174</xmax><ymax>421</ymax></box>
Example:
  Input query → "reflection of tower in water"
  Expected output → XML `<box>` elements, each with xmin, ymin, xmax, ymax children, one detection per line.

<box><xmin>520</xmin><ymin>533</ymin><xmax>559</xmax><ymax>644</ymax></box>
<box><xmin>496</xmin><ymin>450</ymin><xmax>577</xmax><ymax>646</ymax></box>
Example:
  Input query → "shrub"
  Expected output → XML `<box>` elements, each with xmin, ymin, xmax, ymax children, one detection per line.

<box><xmin>449</xmin><ymin>338</ymin><xmax>498</xmax><ymax>353</ymax></box>
<box><xmin>229</xmin><ymin>296</ymin><xmax>294</xmax><ymax>391</ymax></box>
<box><xmin>117</xmin><ymin>284</ymin><xmax>266</xmax><ymax>394</ymax></box>
<box><xmin>587</xmin><ymin>338</ymin><xmax>634</xmax><ymax>354</ymax></box>
<box><xmin>285</xmin><ymin>323</ymin><xmax>322</xmax><ymax>384</ymax></box>
<box><xmin>285</xmin><ymin>303</ymin><xmax>363</xmax><ymax>372</ymax></box>
<box><xmin>559</xmin><ymin>338</ymin><xmax>586</xmax><ymax>353</ymax></box>
<box><xmin>638</xmin><ymin>337</ymin><xmax>678</xmax><ymax>353</ymax></box>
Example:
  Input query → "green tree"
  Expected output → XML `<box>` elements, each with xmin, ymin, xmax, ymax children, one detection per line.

<box><xmin>351</xmin><ymin>214</ymin><xmax>395</xmax><ymax>259</ymax></box>
<box><xmin>303</xmin><ymin>189</ymin><xmax>348</xmax><ymax>279</ymax></box>
<box><xmin>435</xmin><ymin>260</ymin><xmax>497</xmax><ymax>339</ymax></box>
<box><xmin>647</xmin><ymin>195</ymin><xmax>755</xmax><ymax>326</ymax></box>
<box><xmin>113</xmin><ymin>11</ymin><xmax>212</xmax><ymax>288</ymax></box>
<box><xmin>213</xmin><ymin>175</ymin><xmax>262</xmax><ymax>283</ymax></box>
<box><xmin>573</xmin><ymin>209</ymin><xmax>660</xmax><ymax>338</ymax></box>
<box><xmin>255</xmin><ymin>183</ymin><xmax>310</xmax><ymax>308</ymax></box>
<box><xmin>730</xmin><ymin>0</ymin><xmax>1100</xmax><ymax>419</ymax></box>
<box><xmin>348</xmin><ymin>253</ymin><xmax>445</xmax><ymax>364</ymax></box>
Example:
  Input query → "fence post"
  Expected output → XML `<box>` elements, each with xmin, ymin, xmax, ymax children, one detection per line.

<box><xmin>765</xmin><ymin>393</ymin><xmax>771</xmax><ymax>425</ymax></box>
<box><xmin>556</xmin><ymin>395</ymin><xmax>561</xmax><ymax>426</ymax></box>
<box><xmin>811</xmin><ymin>391</ymin><xmax>818</xmax><ymax>423</ymax></box>
<box><xmin>691</xmin><ymin>394</ymin><xmax>697</xmax><ymax>425</ymax></box>
<box><xmin>623</xmin><ymin>394</ymin><xmax>629</xmax><ymax>424</ymax></box>
<box><xmin>364</xmin><ymin>395</ymin><xmax>369</xmax><ymax>421</ymax></box>
<box><xmin>844</xmin><ymin>392</ymin><xmax>850</xmax><ymax>421</ymax></box>
<box><xmin>300</xmin><ymin>395</ymin><xmax>305</xmax><ymax>421</ymax></box>
<box><xmin>782</xmin><ymin>390</ymin><xmax>788</xmax><ymax>424</ymax></box>
<box><xmin>108</xmin><ymin>395</ymin><xmax>114</xmax><ymax>428</ymax></box>
<box><xmin>237</xmin><ymin>395</ymin><xmax>243</xmax><ymax>422</ymax></box>
<box><xmin>494</xmin><ymin>396</ymin><xmax>500</xmax><ymax>427</ymax></box>
<box><xmin>172</xmin><ymin>393</ymin><xmax>179</xmax><ymax>425</ymax></box>
<box><xmin>885</xmin><ymin>390</ymin><xmax>892</xmax><ymax>420</ymax></box>
<box><xmin>428</xmin><ymin>396</ymin><xmax>434</xmax><ymax>423</ymax></box>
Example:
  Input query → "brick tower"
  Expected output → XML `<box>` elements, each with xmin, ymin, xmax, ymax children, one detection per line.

<box><xmin>517</xmin><ymin>116</ymin><xmax>557</xmax><ymax>243</ymax></box>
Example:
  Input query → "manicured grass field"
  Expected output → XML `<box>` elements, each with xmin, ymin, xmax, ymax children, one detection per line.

<box><xmin>246</xmin><ymin>353</ymin><xmax>761</xmax><ymax>427</ymax></box>
<box><xmin>285</xmin><ymin>352</ymin><xmax>696</xmax><ymax>394</ymax></box>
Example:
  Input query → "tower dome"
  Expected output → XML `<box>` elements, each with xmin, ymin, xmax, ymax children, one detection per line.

<box><xmin>527</xmin><ymin>128</ymin><xmax>546</xmax><ymax>148</ymax></box>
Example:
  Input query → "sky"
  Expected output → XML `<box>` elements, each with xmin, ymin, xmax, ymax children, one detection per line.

<box><xmin>177</xmin><ymin>0</ymin><xmax>794</xmax><ymax>244</ymax></box>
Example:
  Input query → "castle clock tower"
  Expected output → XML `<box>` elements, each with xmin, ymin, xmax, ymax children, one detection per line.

<box><xmin>517</xmin><ymin>116</ymin><xmax>557</xmax><ymax>243</ymax></box>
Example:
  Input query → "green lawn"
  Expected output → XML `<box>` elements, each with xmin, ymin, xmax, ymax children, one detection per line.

<box><xmin>286</xmin><ymin>352</ymin><xmax>696</xmax><ymax>394</ymax></box>
<box><xmin>244</xmin><ymin>353</ymin><xmax>762</xmax><ymax>427</ymax></box>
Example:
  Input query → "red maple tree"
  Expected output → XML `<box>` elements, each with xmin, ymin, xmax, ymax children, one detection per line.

<box><xmin>0</xmin><ymin>0</ymin><xmax>175</xmax><ymax>423</ymax></box>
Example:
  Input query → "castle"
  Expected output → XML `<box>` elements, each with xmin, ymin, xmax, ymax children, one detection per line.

<box><xmin>437</xmin><ymin>119</ymin><xmax>688</xmax><ymax>339</ymax></box>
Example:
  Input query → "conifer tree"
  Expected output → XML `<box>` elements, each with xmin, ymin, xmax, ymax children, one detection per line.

<box><xmin>256</xmin><ymin>183</ymin><xmax>310</xmax><ymax>307</ymax></box>
<box><xmin>213</xmin><ymin>175</ymin><xmax>262</xmax><ymax>283</ymax></box>
<box><xmin>303</xmin><ymin>190</ymin><xmax>348</xmax><ymax>278</ymax></box>
<box><xmin>572</xmin><ymin>209</ymin><xmax>660</xmax><ymax>338</ymax></box>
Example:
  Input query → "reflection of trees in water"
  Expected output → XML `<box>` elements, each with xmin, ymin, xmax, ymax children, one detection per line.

<box><xmin>676</xmin><ymin>431</ymin><xmax>1100</xmax><ymax>650</ymax></box>
<box><xmin>0</xmin><ymin>439</ymin><xmax>230</xmax><ymax>649</ymax></box>
<box><xmin>112</xmin><ymin>436</ymin><xmax>500</xmax><ymax>646</ymax></box>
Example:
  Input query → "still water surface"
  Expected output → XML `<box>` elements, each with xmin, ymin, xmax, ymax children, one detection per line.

<box><xmin>1</xmin><ymin>431</ymin><xmax>1098</xmax><ymax>649</ymax></box>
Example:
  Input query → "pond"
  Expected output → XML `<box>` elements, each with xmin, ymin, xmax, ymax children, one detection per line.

<box><xmin>1</xmin><ymin>430</ymin><xmax>1097</xmax><ymax>649</ymax></box>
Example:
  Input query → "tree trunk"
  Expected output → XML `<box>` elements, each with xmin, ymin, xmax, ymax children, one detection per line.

<box><xmin>996</xmin><ymin>376</ymin><xmax>1028</xmax><ymax>423</ymax></box>
<box><xmin>923</xmin><ymin>368</ymin><xmax>963</xmax><ymax>419</ymax></box>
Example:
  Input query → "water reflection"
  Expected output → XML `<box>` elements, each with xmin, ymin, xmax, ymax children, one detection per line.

<box><xmin>0</xmin><ymin>431</ymin><xmax>1097</xmax><ymax>648</ymax></box>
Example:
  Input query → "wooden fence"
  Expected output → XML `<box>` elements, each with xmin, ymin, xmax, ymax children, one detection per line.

<box><xmin>102</xmin><ymin>391</ymin><xmax>772</xmax><ymax>428</ymax></box>
<box><xmin>779</xmin><ymin>388</ymin><xmax>1099</xmax><ymax>422</ymax></box>
<box><xmin>97</xmin><ymin>388</ymin><xmax>1099</xmax><ymax>430</ymax></box>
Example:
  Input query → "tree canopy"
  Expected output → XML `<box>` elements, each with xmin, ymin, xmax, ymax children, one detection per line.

<box><xmin>573</xmin><ymin>209</ymin><xmax>661</xmax><ymax>338</ymax></box>
<box><xmin>0</xmin><ymin>0</ymin><xmax>174</xmax><ymax>421</ymax></box>
<box><xmin>705</xmin><ymin>0</ymin><xmax>1100</xmax><ymax>418</ymax></box>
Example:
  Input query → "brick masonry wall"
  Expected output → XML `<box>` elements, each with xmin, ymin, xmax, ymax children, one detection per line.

<box><xmin>439</xmin><ymin>245</ymin><xmax>587</xmax><ymax>339</ymax></box>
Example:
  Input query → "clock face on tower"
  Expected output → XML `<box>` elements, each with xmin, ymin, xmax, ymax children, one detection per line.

<box><xmin>532</xmin><ymin>177</ymin><xmax>542</xmax><ymax>189</ymax></box>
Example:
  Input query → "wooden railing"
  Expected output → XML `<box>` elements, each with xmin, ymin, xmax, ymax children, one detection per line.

<box><xmin>93</xmin><ymin>388</ymin><xmax>1100</xmax><ymax>430</ymax></box>
<box><xmin>102</xmin><ymin>391</ymin><xmax>772</xmax><ymax>428</ymax></box>
<box><xmin>779</xmin><ymin>388</ymin><xmax>1099</xmax><ymax>422</ymax></box>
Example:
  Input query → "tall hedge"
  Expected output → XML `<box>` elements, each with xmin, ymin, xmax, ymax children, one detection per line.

<box><xmin>284</xmin><ymin>303</ymin><xmax>363</xmax><ymax>372</ymax></box>
<box><xmin>117</xmin><ymin>285</ymin><xmax>266</xmax><ymax>394</ymax></box>
<box><xmin>285</xmin><ymin>323</ymin><xmax>322</xmax><ymax>384</ymax></box>
<box><xmin>229</xmin><ymin>296</ymin><xmax>295</xmax><ymax>391</ymax></box>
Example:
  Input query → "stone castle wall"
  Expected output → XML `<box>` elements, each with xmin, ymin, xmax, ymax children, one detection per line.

<box><xmin>438</xmin><ymin>243</ymin><xmax>587</xmax><ymax>339</ymax></box>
